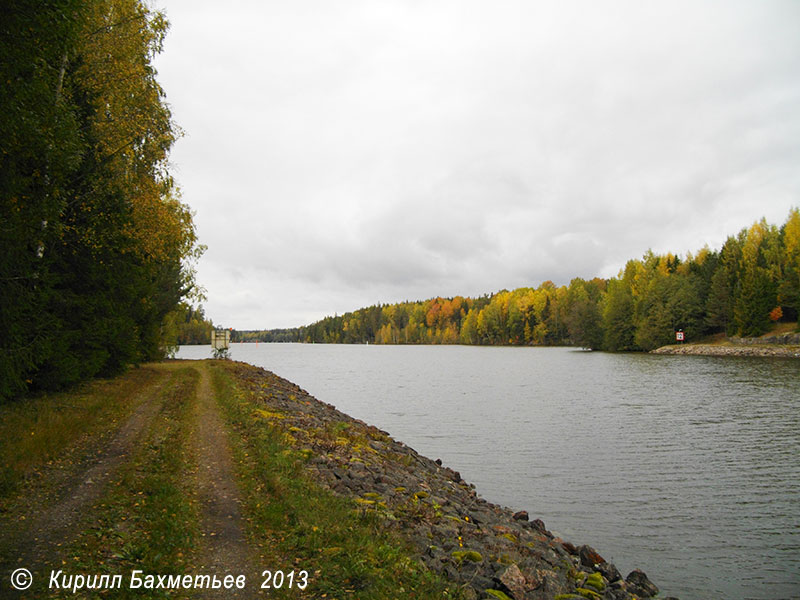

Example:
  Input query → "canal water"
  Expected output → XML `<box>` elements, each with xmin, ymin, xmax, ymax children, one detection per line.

<box><xmin>177</xmin><ymin>344</ymin><xmax>800</xmax><ymax>599</ymax></box>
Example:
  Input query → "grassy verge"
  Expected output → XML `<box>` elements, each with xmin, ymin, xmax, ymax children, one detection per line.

<box><xmin>693</xmin><ymin>321</ymin><xmax>798</xmax><ymax>345</ymax></box>
<box><xmin>54</xmin><ymin>366</ymin><xmax>201</xmax><ymax>598</ymax></box>
<box><xmin>209</xmin><ymin>361</ymin><xmax>463</xmax><ymax>600</ymax></box>
<box><xmin>0</xmin><ymin>366</ymin><xmax>167</xmax><ymax>511</ymax></box>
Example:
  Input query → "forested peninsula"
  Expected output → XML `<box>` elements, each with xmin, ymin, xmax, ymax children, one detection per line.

<box><xmin>0</xmin><ymin>2</ymin><xmax>201</xmax><ymax>402</ymax></box>
<box><xmin>239</xmin><ymin>211</ymin><xmax>800</xmax><ymax>352</ymax></box>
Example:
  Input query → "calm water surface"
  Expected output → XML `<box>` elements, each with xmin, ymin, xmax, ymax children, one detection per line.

<box><xmin>178</xmin><ymin>344</ymin><xmax>800</xmax><ymax>599</ymax></box>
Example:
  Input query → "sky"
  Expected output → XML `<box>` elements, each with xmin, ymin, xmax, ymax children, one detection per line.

<box><xmin>152</xmin><ymin>0</ymin><xmax>800</xmax><ymax>330</ymax></box>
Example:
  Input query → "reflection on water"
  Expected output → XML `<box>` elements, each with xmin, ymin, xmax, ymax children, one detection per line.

<box><xmin>178</xmin><ymin>344</ymin><xmax>800</xmax><ymax>600</ymax></box>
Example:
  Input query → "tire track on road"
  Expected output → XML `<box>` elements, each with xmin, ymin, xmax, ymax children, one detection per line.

<box><xmin>192</xmin><ymin>363</ymin><xmax>260</xmax><ymax>598</ymax></box>
<box><xmin>0</xmin><ymin>369</ymin><xmax>174</xmax><ymax>583</ymax></box>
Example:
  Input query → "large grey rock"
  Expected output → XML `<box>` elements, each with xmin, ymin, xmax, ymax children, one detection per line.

<box><xmin>499</xmin><ymin>564</ymin><xmax>528</xmax><ymax>599</ymax></box>
<box><xmin>626</xmin><ymin>568</ymin><xmax>659</xmax><ymax>598</ymax></box>
<box><xmin>597</xmin><ymin>560</ymin><xmax>622</xmax><ymax>582</ymax></box>
<box><xmin>578</xmin><ymin>544</ymin><xmax>606</xmax><ymax>568</ymax></box>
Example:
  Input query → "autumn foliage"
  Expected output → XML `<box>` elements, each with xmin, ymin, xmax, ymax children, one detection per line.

<box><xmin>244</xmin><ymin>211</ymin><xmax>800</xmax><ymax>351</ymax></box>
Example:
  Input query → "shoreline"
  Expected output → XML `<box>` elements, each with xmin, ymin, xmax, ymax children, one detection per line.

<box><xmin>224</xmin><ymin>360</ymin><xmax>671</xmax><ymax>600</ymax></box>
<box><xmin>651</xmin><ymin>343</ymin><xmax>800</xmax><ymax>357</ymax></box>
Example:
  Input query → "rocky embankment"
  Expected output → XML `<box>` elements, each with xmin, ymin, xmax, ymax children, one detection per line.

<box><xmin>652</xmin><ymin>333</ymin><xmax>800</xmax><ymax>357</ymax></box>
<box><xmin>229</xmin><ymin>361</ymin><xmax>675</xmax><ymax>600</ymax></box>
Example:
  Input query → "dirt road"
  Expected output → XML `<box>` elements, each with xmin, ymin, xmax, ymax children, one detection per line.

<box><xmin>0</xmin><ymin>362</ymin><xmax>261</xmax><ymax>598</ymax></box>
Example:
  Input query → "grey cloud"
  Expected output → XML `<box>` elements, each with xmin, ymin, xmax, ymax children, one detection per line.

<box><xmin>156</xmin><ymin>0</ymin><xmax>800</xmax><ymax>328</ymax></box>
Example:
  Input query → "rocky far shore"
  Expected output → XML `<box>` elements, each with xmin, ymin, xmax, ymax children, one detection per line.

<box><xmin>652</xmin><ymin>343</ymin><xmax>800</xmax><ymax>357</ymax></box>
<box><xmin>652</xmin><ymin>333</ymin><xmax>800</xmax><ymax>357</ymax></box>
<box><xmin>228</xmin><ymin>361</ymin><xmax>677</xmax><ymax>600</ymax></box>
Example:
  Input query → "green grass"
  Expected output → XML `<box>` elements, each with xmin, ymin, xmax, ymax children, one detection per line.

<box><xmin>209</xmin><ymin>362</ymin><xmax>464</xmax><ymax>600</ymax></box>
<box><xmin>0</xmin><ymin>366</ymin><xmax>167</xmax><ymax>508</ymax></box>
<box><xmin>54</xmin><ymin>367</ymin><xmax>201</xmax><ymax>598</ymax></box>
<box><xmin>693</xmin><ymin>321</ymin><xmax>799</xmax><ymax>345</ymax></box>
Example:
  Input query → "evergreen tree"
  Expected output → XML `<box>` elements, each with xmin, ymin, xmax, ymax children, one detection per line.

<box><xmin>1</xmin><ymin>1</ymin><xmax>201</xmax><ymax>401</ymax></box>
<box><xmin>602</xmin><ymin>278</ymin><xmax>636</xmax><ymax>351</ymax></box>
<box><xmin>733</xmin><ymin>221</ymin><xmax>778</xmax><ymax>337</ymax></box>
<box><xmin>705</xmin><ymin>236</ymin><xmax>741</xmax><ymax>334</ymax></box>
<box><xmin>778</xmin><ymin>208</ymin><xmax>800</xmax><ymax>323</ymax></box>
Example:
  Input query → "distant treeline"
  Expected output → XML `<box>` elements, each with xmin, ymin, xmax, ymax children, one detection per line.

<box><xmin>233</xmin><ymin>328</ymin><xmax>299</xmax><ymax>344</ymax></box>
<box><xmin>1</xmin><ymin>2</ymin><xmax>202</xmax><ymax>402</ymax></box>
<box><xmin>239</xmin><ymin>211</ymin><xmax>800</xmax><ymax>351</ymax></box>
<box><xmin>172</xmin><ymin>303</ymin><xmax>215</xmax><ymax>345</ymax></box>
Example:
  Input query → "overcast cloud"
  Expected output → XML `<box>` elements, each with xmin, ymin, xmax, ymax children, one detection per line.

<box><xmin>153</xmin><ymin>0</ymin><xmax>800</xmax><ymax>329</ymax></box>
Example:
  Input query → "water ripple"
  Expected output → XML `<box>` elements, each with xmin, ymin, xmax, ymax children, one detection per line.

<box><xmin>178</xmin><ymin>344</ymin><xmax>800</xmax><ymax>600</ymax></box>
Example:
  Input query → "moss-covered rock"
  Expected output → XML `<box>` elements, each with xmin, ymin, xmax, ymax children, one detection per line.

<box><xmin>485</xmin><ymin>589</ymin><xmax>513</xmax><ymax>600</ymax></box>
<box><xmin>585</xmin><ymin>571</ymin><xmax>606</xmax><ymax>592</ymax></box>
<box><xmin>452</xmin><ymin>550</ymin><xmax>483</xmax><ymax>563</ymax></box>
